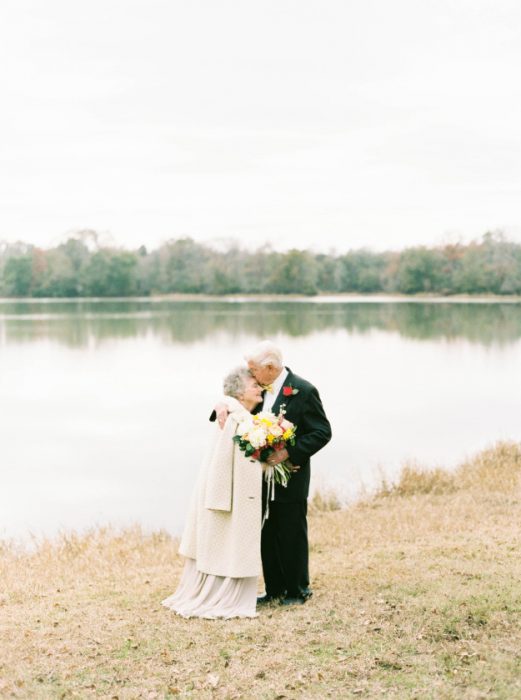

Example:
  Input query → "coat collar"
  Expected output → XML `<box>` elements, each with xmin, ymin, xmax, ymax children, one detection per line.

<box><xmin>224</xmin><ymin>395</ymin><xmax>255</xmax><ymax>423</ymax></box>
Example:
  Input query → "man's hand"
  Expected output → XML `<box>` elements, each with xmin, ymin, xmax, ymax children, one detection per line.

<box><xmin>214</xmin><ymin>403</ymin><xmax>230</xmax><ymax>429</ymax></box>
<box><xmin>266</xmin><ymin>448</ymin><xmax>290</xmax><ymax>465</ymax></box>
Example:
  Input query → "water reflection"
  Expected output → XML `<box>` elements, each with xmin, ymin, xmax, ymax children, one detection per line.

<box><xmin>1</xmin><ymin>299</ymin><xmax>520</xmax><ymax>347</ymax></box>
<box><xmin>2</xmin><ymin>298</ymin><xmax>521</xmax><ymax>542</ymax></box>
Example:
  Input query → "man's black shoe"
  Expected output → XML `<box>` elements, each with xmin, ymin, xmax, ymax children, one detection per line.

<box><xmin>280</xmin><ymin>596</ymin><xmax>306</xmax><ymax>606</ymax></box>
<box><xmin>280</xmin><ymin>589</ymin><xmax>312</xmax><ymax>606</ymax></box>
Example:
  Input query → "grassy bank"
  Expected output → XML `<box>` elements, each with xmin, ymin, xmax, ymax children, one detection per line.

<box><xmin>2</xmin><ymin>442</ymin><xmax>521</xmax><ymax>699</ymax></box>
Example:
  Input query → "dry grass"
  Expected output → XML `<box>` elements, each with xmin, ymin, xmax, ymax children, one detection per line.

<box><xmin>2</xmin><ymin>442</ymin><xmax>521</xmax><ymax>699</ymax></box>
<box><xmin>308</xmin><ymin>488</ymin><xmax>343</xmax><ymax>514</ymax></box>
<box><xmin>378</xmin><ymin>441</ymin><xmax>521</xmax><ymax>497</ymax></box>
<box><xmin>378</xmin><ymin>463</ymin><xmax>457</xmax><ymax>496</ymax></box>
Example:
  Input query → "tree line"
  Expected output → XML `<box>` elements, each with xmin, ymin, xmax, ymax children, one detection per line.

<box><xmin>1</xmin><ymin>230</ymin><xmax>521</xmax><ymax>297</ymax></box>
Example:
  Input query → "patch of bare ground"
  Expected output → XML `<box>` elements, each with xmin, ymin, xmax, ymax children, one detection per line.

<box><xmin>2</xmin><ymin>442</ymin><xmax>521</xmax><ymax>699</ymax></box>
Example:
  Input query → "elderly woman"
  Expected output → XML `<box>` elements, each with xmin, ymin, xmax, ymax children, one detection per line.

<box><xmin>162</xmin><ymin>366</ymin><xmax>263</xmax><ymax>618</ymax></box>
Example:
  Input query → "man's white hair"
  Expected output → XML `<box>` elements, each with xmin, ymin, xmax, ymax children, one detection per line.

<box><xmin>244</xmin><ymin>340</ymin><xmax>284</xmax><ymax>368</ymax></box>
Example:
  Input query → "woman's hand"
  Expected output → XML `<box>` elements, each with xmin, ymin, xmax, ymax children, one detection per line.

<box><xmin>214</xmin><ymin>403</ymin><xmax>230</xmax><ymax>429</ymax></box>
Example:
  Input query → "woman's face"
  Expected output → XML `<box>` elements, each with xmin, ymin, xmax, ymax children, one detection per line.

<box><xmin>240</xmin><ymin>376</ymin><xmax>263</xmax><ymax>406</ymax></box>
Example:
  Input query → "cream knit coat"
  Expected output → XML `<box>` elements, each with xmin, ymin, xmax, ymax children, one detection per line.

<box><xmin>178</xmin><ymin>398</ymin><xmax>262</xmax><ymax>578</ymax></box>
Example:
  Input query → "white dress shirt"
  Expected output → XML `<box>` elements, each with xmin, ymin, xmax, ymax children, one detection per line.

<box><xmin>262</xmin><ymin>367</ymin><xmax>289</xmax><ymax>413</ymax></box>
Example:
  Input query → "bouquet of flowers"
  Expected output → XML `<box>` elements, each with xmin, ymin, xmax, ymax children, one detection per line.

<box><xmin>233</xmin><ymin>406</ymin><xmax>297</xmax><ymax>487</ymax></box>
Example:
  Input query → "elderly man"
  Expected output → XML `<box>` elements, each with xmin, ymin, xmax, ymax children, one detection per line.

<box><xmin>244</xmin><ymin>340</ymin><xmax>332</xmax><ymax>606</ymax></box>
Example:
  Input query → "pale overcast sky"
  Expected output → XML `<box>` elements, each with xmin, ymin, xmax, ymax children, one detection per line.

<box><xmin>1</xmin><ymin>0</ymin><xmax>520</xmax><ymax>253</ymax></box>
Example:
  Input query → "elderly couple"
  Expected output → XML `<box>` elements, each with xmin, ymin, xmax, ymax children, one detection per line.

<box><xmin>162</xmin><ymin>340</ymin><xmax>332</xmax><ymax>618</ymax></box>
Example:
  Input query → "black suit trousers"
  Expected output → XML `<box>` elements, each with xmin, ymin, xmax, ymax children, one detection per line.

<box><xmin>261</xmin><ymin>491</ymin><xmax>309</xmax><ymax>598</ymax></box>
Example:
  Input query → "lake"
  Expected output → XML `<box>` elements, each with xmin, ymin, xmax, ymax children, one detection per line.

<box><xmin>1</xmin><ymin>296</ymin><xmax>520</xmax><ymax>543</ymax></box>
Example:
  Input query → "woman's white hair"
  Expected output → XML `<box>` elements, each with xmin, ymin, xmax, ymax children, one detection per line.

<box><xmin>223</xmin><ymin>366</ymin><xmax>252</xmax><ymax>399</ymax></box>
<box><xmin>244</xmin><ymin>340</ymin><xmax>284</xmax><ymax>368</ymax></box>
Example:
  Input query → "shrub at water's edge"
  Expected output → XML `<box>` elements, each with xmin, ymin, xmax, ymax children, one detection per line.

<box><xmin>308</xmin><ymin>487</ymin><xmax>343</xmax><ymax>513</ymax></box>
<box><xmin>376</xmin><ymin>440</ymin><xmax>521</xmax><ymax>498</ymax></box>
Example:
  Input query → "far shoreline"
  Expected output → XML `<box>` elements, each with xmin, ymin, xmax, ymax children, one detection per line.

<box><xmin>0</xmin><ymin>292</ymin><xmax>521</xmax><ymax>304</ymax></box>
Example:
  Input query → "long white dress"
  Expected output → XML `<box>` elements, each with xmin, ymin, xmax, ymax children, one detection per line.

<box><xmin>162</xmin><ymin>398</ymin><xmax>262</xmax><ymax>619</ymax></box>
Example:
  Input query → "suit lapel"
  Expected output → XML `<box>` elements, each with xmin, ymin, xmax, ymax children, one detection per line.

<box><xmin>272</xmin><ymin>367</ymin><xmax>295</xmax><ymax>414</ymax></box>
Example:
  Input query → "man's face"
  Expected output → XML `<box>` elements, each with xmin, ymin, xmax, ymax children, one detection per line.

<box><xmin>247</xmin><ymin>361</ymin><xmax>282</xmax><ymax>386</ymax></box>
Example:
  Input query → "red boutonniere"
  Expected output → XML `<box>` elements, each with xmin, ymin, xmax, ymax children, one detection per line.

<box><xmin>282</xmin><ymin>384</ymin><xmax>299</xmax><ymax>397</ymax></box>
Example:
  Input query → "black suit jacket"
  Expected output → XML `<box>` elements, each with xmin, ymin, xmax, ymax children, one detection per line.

<box><xmin>265</xmin><ymin>367</ymin><xmax>332</xmax><ymax>502</ymax></box>
<box><xmin>210</xmin><ymin>367</ymin><xmax>332</xmax><ymax>502</ymax></box>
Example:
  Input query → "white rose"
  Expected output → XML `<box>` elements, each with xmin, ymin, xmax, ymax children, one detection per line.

<box><xmin>237</xmin><ymin>418</ymin><xmax>254</xmax><ymax>436</ymax></box>
<box><xmin>269</xmin><ymin>424</ymin><xmax>283</xmax><ymax>438</ymax></box>
<box><xmin>249</xmin><ymin>426</ymin><xmax>268</xmax><ymax>449</ymax></box>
